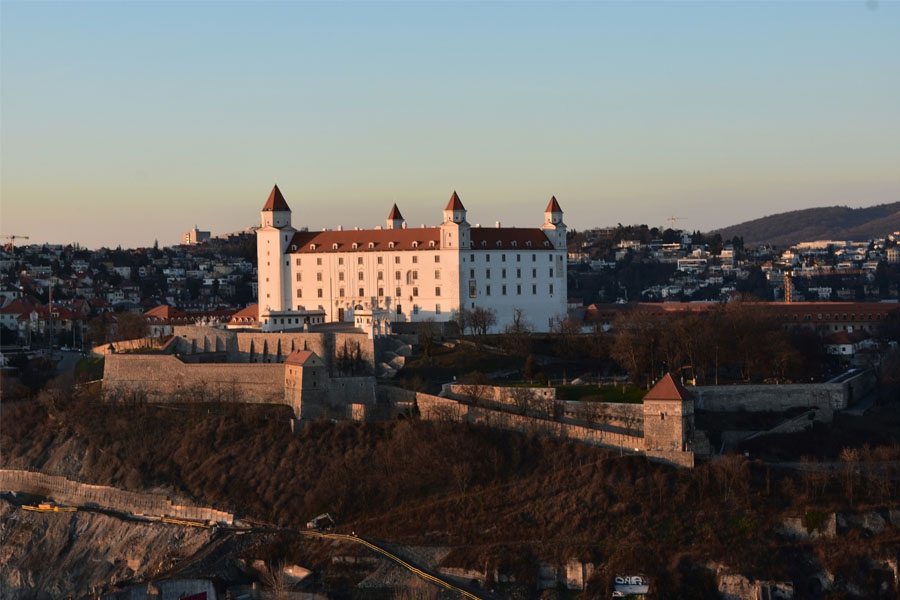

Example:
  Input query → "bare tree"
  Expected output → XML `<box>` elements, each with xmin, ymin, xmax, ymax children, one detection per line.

<box><xmin>469</xmin><ymin>306</ymin><xmax>497</xmax><ymax>339</ymax></box>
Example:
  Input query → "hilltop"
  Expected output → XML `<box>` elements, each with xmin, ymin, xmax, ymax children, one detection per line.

<box><xmin>712</xmin><ymin>202</ymin><xmax>900</xmax><ymax>247</ymax></box>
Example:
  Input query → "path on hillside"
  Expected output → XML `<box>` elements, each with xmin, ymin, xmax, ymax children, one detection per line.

<box><xmin>2</xmin><ymin>491</ymin><xmax>499</xmax><ymax>599</ymax></box>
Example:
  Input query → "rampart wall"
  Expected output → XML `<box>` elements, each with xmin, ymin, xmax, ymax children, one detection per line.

<box><xmin>378</xmin><ymin>387</ymin><xmax>656</xmax><ymax>460</ymax></box>
<box><xmin>169</xmin><ymin>326</ymin><xmax>375</xmax><ymax>372</ymax></box>
<box><xmin>0</xmin><ymin>469</ymin><xmax>233</xmax><ymax>524</ymax></box>
<box><xmin>103</xmin><ymin>354</ymin><xmax>284</xmax><ymax>405</ymax></box>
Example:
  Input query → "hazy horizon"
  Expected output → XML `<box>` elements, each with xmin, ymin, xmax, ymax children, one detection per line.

<box><xmin>2</xmin><ymin>1</ymin><xmax>898</xmax><ymax>250</ymax></box>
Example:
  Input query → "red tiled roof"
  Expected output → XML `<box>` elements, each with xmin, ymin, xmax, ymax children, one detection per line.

<box><xmin>144</xmin><ymin>305</ymin><xmax>190</xmax><ymax>321</ymax></box>
<box><xmin>470</xmin><ymin>228</ymin><xmax>554</xmax><ymax>250</ymax></box>
<box><xmin>229</xmin><ymin>304</ymin><xmax>259</xmax><ymax>322</ymax></box>
<box><xmin>644</xmin><ymin>373</ymin><xmax>692</xmax><ymax>401</ymax></box>
<box><xmin>388</xmin><ymin>204</ymin><xmax>404</xmax><ymax>220</ymax></box>
<box><xmin>290</xmin><ymin>228</ymin><xmax>442</xmax><ymax>253</ymax></box>
<box><xmin>263</xmin><ymin>184</ymin><xmax>291</xmax><ymax>212</ymax></box>
<box><xmin>545</xmin><ymin>195</ymin><xmax>563</xmax><ymax>213</ymax></box>
<box><xmin>288</xmin><ymin>225</ymin><xmax>555</xmax><ymax>253</ymax></box>
<box><xmin>284</xmin><ymin>349</ymin><xmax>320</xmax><ymax>366</ymax></box>
<box><xmin>445</xmin><ymin>191</ymin><xmax>465</xmax><ymax>211</ymax></box>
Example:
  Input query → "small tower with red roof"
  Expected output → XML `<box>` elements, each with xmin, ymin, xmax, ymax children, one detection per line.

<box><xmin>541</xmin><ymin>195</ymin><xmax>567</xmax><ymax>251</ymax></box>
<box><xmin>642</xmin><ymin>373</ymin><xmax>695</xmax><ymax>460</ymax></box>
<box><xmin>440</xmin><ymin>191</ymin><xmax>470</xmax><ymax>250</ymax></box>
<box><xmin>386</xmin><ymin>204</ymin><xmax>405</xmax><ymax>230</ymax></box>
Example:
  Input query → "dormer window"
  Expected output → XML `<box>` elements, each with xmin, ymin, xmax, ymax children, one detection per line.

<box><xmin>369</xmin><ymin>242</ymin><xmax>375</xmax><ymax>249</ymax></box>
<box><xmin>413</xmin><ymin>241</ymin><xmax>419</xmax><ymax>248</ymax></box>
<box><xmin>291</xmin><ymin>245</ymin><xmax>297</xmax><ymax>251</ymax></box>
<box><xmin>511</xmin><ymin>241</ymin><xmax>517</xmax><ymax>247</ymax></box>
<box><xmin>352</xmin><ymin>243</ymin><xmax>359</xmax><ymax>249</ymax></box>
<box><xmin>496</xmin><ymin>241</ymin><xmax>502</xmax><ymax>247</ymax></box>
<box><xmin>310</xmin><ymin>244</ymin><xmax>316</xmax><ymax>250</ymax></box>
<box><xmin>389</xmin><ymin>242</ymin><xmax>396</xmax><ymax>249</ymax></box>
<box><xmin>332</xmin><ymin>243</ymin><xmax>339</xmax><ymax>250</ymax></box>
<box><xmin>526</xmin><ymin>241</ymin><xmax>532</xmax><ymax>247</ymax></box>
<box><xmin>481</xmin><ymin>240</ymin><xmax>487</xmax><ymax>247</ymax></box>
<box><xmin>429</xmin><ymin>240</ymin><xmax>436</xmax><ymax>247</ymax></box>
<box><xmin>543</xmin><ymin>241</ymin><xmax>550</xmax><ymax>247</ymax></box>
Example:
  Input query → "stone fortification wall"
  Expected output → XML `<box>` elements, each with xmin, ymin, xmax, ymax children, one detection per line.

<box><xmin>291</xmin><ymin>376</ymin><xmax>377</xmax><ymax>421</ymax></box>
<box><xmin>170</xmin><ymin>326</ymin><xmax>375</xmax><ymax>373</ymax></box>
<box><xmin>692</xmin><ymin>384</ymin><xmax>844</xmax><ymax>416</ymax></box>
<box><xmin>442</xmin><ymin>383</ymin><xmax>643</xmax><ymax>430</ymax></box>
<box><xmin>0</xmin><ymin>469</ymin><xmax>233</xmax><ymax>524</ymax></box>
<box><xmin>103</xmin><ymin>354</ymin><xmax>284</xmax><ymax>405</ymax></box>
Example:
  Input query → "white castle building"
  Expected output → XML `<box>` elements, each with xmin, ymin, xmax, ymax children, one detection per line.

<box><xmin>256</xmin><ymin>185</ymin><xmax>568</xmax><ymax>333</ymax></box>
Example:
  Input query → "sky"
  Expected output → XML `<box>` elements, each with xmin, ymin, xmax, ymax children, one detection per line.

<box><xmin>1</xmin><ymin>1</ymin><xmax>898</xmax><ymax>250</ymax></box>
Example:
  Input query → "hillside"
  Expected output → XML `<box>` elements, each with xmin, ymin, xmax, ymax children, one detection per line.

<box><xmin>712</xmin><ymin>202</ymin><xmax>900</xmax><ymax>247</ymax></box>
<box><xmin>3</xmin><ymin>388</ymin><xmax>900</xmax><ymax>598</ymax></box>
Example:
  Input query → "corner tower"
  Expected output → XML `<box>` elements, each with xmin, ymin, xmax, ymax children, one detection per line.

<box><xmin>257</xmin><ymin>184</ymin><xmax>296</xmax><ymax>324</ymax></box>
<box><xmin>541</xmin><ymin>196</ymin><xmax>567</xmax><ymax>251</ymax></box>
<box><xmin>440</xmin><ymin>191</ymin><xmax>470</xmax><ymax>250</ymax></box>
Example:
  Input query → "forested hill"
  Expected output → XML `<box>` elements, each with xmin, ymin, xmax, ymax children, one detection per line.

<box><xmin>712</xmin><ymin>202</ymin><xmax>900</xmax><ymax>247</ymax></box>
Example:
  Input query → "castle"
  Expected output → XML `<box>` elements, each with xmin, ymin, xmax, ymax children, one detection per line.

<box><xmin>256</xmin><ymin>186</ymin><xmax>568</xmax><ymax>334</ymax></box>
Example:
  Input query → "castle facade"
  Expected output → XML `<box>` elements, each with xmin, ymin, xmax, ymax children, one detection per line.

<box><xmin>256</xmin><ymin>186</ymin><xmax>568</xmax><ymax>333</ymax></box>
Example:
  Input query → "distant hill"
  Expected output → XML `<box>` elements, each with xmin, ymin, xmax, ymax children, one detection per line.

<box><xmin>712</xmin><ymin>202</ymin><xmax>900</xmax><ymax>248</ymax></box>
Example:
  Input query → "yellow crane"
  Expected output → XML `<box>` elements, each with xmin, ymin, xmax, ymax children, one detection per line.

<box><xmin>2</xmin><ymin>234</ymin><xmax>30</xmax><ymax>251</ymax></box>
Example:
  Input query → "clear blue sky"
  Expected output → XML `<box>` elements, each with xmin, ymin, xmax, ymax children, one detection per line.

<box><xmin>2</xmin><ymin>1</ymin><xmax>898</xmax><ymax>249</ymax></box>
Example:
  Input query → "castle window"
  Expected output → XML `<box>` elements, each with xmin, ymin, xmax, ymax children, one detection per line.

<box><xmin>378</xmin><ymin>287</ymin><xmax>384</xmax><ymax>296</ymax></box>
<box><xmin>317</xmin><ymin>258</ymin><xmax>322</xmax><ymax>265</ymax></box>
<box><xmin>502</xmin><ymin>254</ymin><xmax>506</xmax><ymax>262</ymax></box>
<box><xmin>317</xmin><ymin>289</ymin><xmax>323</xmax><ymax>298</ymax></box>
<box><xmin>412</xmin><ymin>287</ymin><xmax>418</xmax><ymax>297</ymax></box>
<box><xmin>377</xmin><ymin>271</ymin><xmax>384</xmax><ymax>280</ymax></box>
<box><xmin>339</xmin><ymin>288</ymin><xmax>345</xmax><ymax>297</ymax></box>
<box><xmin>296</xmin><ymin>258</ymin><xmax>301</xmax><ymax>265</ymax></box>
<box><xmin>358</xmin><ymin>287</ymin><xmax>364</xmax><ymax>296</ymax></box>
<box><xmin>435</xmin><ymin>270</ymin><xmax>440</xmax><ymax>279</ymax></box>
<box><xmin>395</xmin><ymin>271</ymin><xmax>401</xmax><ymax>280</ymax></box>
<box><xmin>434</xmin><ymin>255</ymin><xmax>440</xmax><ymax>262</ymax></box>
<box><xmin>516</xmin><ymin>268</ymin><xmax>521</xmax><ymax>278</ymax></box>
<box><xmin>338</xmin><ymin>257</ymin><xmax>344</xmax><ymax>265</ymax></box>
<box><xmin>412</xmin><ymin>255</ymin><xmax>418</xmax><ymax>263</ymax></box>
<box><xmin>358</xmin><ymin>257</ymin><xmax>363</xmax><ymax>265</ymax></box>
<box><xmin>296</xmin><ymin>289</ymin><xmax>302</xmax><ymax>298</ymax></box>
<box><xmin>486</xmin><ymin>269</ymin><xmax>491</xmax><ymax>279</ymax></box>
<box><xmin>436</xmin><ymin>304</ymin><xmax>441</xmax><ymax>314</ymax></box>
<box><xmin>317</xmin><ymin>272</ymin><xmax>323</xmax><ymax>281</ymax></box>
<box><xmin>296</xmin><ymin>273</ymin><xmax>302</xmax><ymax>281</ymax></box>
<box><xmin>486</xmin><ymin>285</ymin><xmax>491</xmax><ymax>296</ymax></box>
<box><xmin>502</xmin><ymin>268</ymin><xmax>507</xmax><ymax>278</ymax></box>
<box><xmin>396</xmin><ymin>287</ymin><xmax>401</xmax><ymax>297</ymax></box>
<box><xmin>549</xmin><ymin>284</ymin><xmax>554</xmax><ymax>295</ymax></box>
<box><xmin>502</xmin><ymin>285</ymin><xmax>507</xmax><ymax>295</ymax></box>
<box><xmin>517</xmin><ymin>284</ymin><xmax>522</xmax><ymax>295</ymax></box>
<box><xmin>395</xmin><ymin>256</ymin><xmax>400</xmax><ymax>264</ymax></box>
<box><xmin>377</xmin><ymin>256</ymin><xmax>383</xmax><ymax>264</ymax></box>
<box><xmin>338</xmin><ymin>272</ymin><xmax>345</xmax><ymax>281</ymax></box>
<box><xmin>358</xmin><ymin>271</ymin><xmax>364</xmax><ymax>281</ymax></box>
<box><xmin>435</xmin><ymin>286</ymin><xmax>441</xmax><ymax>296</ymax></box>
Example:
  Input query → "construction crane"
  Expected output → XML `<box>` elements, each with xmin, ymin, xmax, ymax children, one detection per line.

<box><xmin>2</xmin><ymin>234</ymin><xmax>30</xmax><ymax>251</ymax></box>
<box><xmin>666</xmin><ymin>216</ymin><xmax>684</xmax><ymax>230</ymax></box>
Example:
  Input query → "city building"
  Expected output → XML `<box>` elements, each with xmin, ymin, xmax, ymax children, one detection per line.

<box><xmin>256</xmin><ymin>185</ymin><xmax>568</xmax><ymax>333</ymax></box>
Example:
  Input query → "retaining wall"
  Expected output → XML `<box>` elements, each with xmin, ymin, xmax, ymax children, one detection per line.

<box><xmin>103</xmin><ymin>354</ymin><xmax>284</xmax><ymax>405</ymax></box>
<box><xmin>0</xmin><ymin>469</ymin><xmax>233</xmax><ymax>524</ymax></box>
